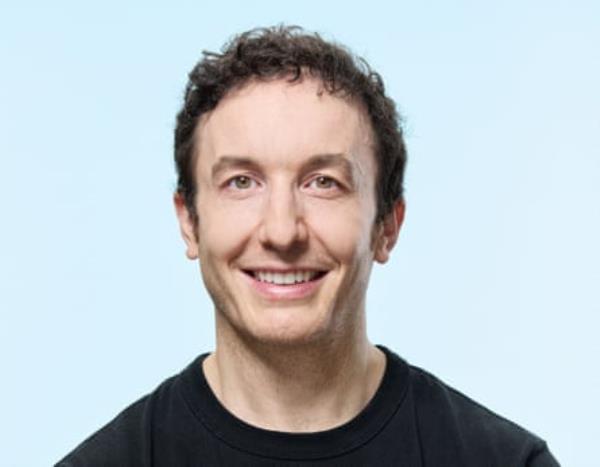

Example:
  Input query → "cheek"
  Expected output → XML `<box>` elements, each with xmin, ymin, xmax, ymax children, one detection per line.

<box><xmin>306</xmin><ymin>200</ymin><xmax>375</xmax><ymax>259</ymax></box>
<box><xmin>197</xmin><ymin>196</ymin><xmax>263</xmax><ymax>258</ymax></box>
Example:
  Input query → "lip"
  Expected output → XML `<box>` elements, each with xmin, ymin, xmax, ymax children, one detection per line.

<box><xmin>239</xmin><ymin>269</ymin><xmax>328</xmax><ymax>301</ymax></box>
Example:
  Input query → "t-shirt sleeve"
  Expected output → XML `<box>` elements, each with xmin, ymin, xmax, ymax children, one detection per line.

<box><xmin>54</xmin><ymin>423</ymin><xmax>147</xmax><ymax>467</ymax></box>
<box><xmin>54</xmin><ymin>398</ymin><xmax>151</xmax><ymax>467</ymax></box>
<box><xmin>527</xmin><ymin>443</ymin><xmax>561</xmax><ymax>467</ymax></box>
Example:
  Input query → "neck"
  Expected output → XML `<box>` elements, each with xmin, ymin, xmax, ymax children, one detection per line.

<box><xmin>203</xmin><ymin>316</ymin><xmax>386</xmax><ymax>432</ymax></box>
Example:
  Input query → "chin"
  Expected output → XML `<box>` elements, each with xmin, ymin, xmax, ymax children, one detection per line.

<box><xmin>230</xmin><ymin>305</ymin><xmax>334</xmax><ymax>348</ymax></box>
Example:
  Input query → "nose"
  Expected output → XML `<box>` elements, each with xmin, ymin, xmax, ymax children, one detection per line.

<box><xmin>258</xmin><ymin>185</ymin><xmax>308</xmax><ymax>251</ymax></box>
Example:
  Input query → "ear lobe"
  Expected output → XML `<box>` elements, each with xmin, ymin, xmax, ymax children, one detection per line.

<box><xmin>174</xmin><ymin>193</ymin><xmax>199</xmax><ymax>260</ymax></box>
<box><xmin>374</xmin><ymin>200</ymin><xmax>405</xmax><ymax>264</ymax></box>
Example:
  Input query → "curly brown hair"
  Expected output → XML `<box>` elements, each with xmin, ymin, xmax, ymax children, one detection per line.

<box><xmin>174</xmin><ymin>25</ymin><xmax>406</xmax><ymax>224</ymax></box>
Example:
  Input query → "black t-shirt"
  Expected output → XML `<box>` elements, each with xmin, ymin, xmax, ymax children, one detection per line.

<box><xmin>56</xmin><ymin>347</ymin><xmax>559</xmax><ymax>466</ymax></box>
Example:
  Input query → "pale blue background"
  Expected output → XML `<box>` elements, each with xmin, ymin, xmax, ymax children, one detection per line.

<box><xmin>1</xmin><ymin>2</ymin><xmax>598</xmax><ymax>466</ymax></box>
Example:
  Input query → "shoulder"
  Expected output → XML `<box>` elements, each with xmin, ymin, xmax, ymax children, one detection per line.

<box><xmin>407</xmin><ymin>364</ymin><xmax>559</xmax><ymax>466</ymax></box>
<box><xmin>55</xmin><ymin>372</ymin><xmax>181</xmax><ymax>467</ymax></box>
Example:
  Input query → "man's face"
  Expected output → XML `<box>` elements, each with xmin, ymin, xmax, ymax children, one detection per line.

<box><xmin>176</xmin><ymin>77</ymin><xmax>402</xmax><ymax>346</ymax></box>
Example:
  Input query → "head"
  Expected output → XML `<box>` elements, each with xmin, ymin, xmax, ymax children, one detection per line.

<box><xmin>173</xmin><ymin>26</ymin><xmax>407</xmax><ymax>348</ymax></box>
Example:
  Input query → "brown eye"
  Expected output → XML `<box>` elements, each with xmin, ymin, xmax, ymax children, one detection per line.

<box><xmin>232</xmin><ymin>176</ymin><xmax>252</xmax><ymax>189</ymax></box>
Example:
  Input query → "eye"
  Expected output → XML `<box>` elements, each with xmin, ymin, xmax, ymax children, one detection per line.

<box><xmin>308</xmin><ymin>175</ymin><xmax>340</xmax><ymax>190</ymax></box>
<box><xmin>227</xmin><ymin>175</ymin><xmax>256</xmax><ymax>190</ymax></box>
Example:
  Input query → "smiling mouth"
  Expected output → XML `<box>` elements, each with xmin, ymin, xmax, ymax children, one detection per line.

<box><xmin>242</xmin><ymin>270</ymin><xmax>328</xmax><ymax>285</ymax></box>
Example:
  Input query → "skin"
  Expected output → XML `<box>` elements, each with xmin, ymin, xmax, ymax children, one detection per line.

<box><xmin>175</xmin><ymin>77</ymin><xmax>405</xmax><ymax>432</ymax></box>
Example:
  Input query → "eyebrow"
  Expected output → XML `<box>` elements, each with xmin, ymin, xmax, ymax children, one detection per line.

<box><xmin>299</xmin><ymin>153</ymin><xmax>356</xmax><ymax>184</ymax></box>
<box><xmin>211</xmin><ymin>153</ymin><xmax>356</xmax><ymax>183</ymax></box>
<box><xmin>211</xmin><ymin>156</ymin><xmax>261</xmax><ymax>179</ymax></box>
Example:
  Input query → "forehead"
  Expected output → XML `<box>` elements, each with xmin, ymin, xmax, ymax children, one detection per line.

<box><xmin>194</xmin><ymin>77</ymin><xmax>375</xmax><ymax>169</ymax></box>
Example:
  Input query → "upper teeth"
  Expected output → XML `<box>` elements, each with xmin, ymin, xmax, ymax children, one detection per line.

<box><xmin>254</xmin><ymin>270</ymin><xmax>319</xmax><ymax>285</ymax></box>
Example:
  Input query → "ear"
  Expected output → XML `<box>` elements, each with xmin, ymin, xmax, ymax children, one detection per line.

<box><xmin>174</xmin><ymin>193</ymin><xmax>199</xmax><ymax>260</ymax></box>
<box><xmin>374</xmin><ymin>200</ymin><xmax>405</xmax><ymax>264</ymax></box>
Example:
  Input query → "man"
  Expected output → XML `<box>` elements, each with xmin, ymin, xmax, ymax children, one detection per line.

<box><xmin>57</xmin><ymin>26</ymin><xmax>559</xmax><ymax>466</ymax></box>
